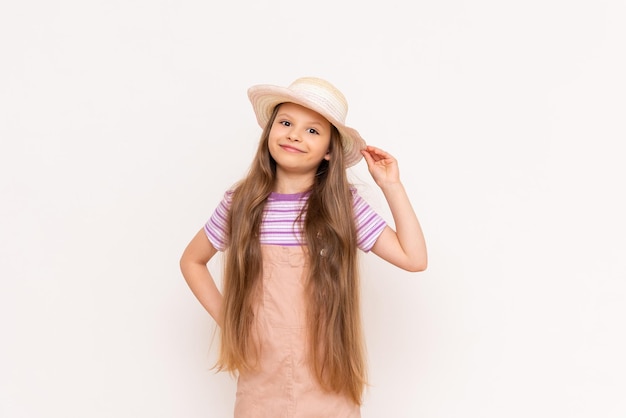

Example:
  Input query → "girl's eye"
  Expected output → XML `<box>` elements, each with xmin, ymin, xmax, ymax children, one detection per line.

<box><xmin>280</xmin><ymin>121</ymin><xmax>291</xmax><ymax>127</ymax></box>
<box><xmin>307</xmin><ymin>128</ymin><xmax>319</xmax><ymax>135</ymax></box>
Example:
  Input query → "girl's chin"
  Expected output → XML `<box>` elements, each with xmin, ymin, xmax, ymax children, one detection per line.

<box><xmin>275</xmin><ymin>163</ymin><xmax>319</xmax><ymax>176</ymax></box>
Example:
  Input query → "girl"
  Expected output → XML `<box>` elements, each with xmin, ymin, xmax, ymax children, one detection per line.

<box><xmin>180</xmin><ymin>77</ymin><xmax>427</xmax><ymax>417</ymax></box>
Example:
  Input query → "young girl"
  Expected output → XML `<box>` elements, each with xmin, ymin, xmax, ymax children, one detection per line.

<box><xmin>180</xmin><ymin>77</ymin><xmax>427</xmax><ymax>417</ymax></box>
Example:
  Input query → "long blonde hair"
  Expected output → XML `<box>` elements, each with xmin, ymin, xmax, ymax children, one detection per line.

<box><xmin>217</xmin><ymin>104</ymin><xmax>367</xmax><ymax>404</ymax></box>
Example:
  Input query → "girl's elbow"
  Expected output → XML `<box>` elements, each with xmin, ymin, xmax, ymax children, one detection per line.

<box><xmin>179</xmin><ymin>251</ymin><xmax>189</xmax><ymax>269</ymax></box>
<box><xmin>406</xmin><ymin>264</ymin><xmax>427</xmax><ymax>273</ymax></box>
<box><xmin>179</xmin><ymin>252</ymin><xmax>196</xmax><ymax>274</ymax></box>
<box><xmin>179</xmin><ymin>256</ymin><xmax>189</xmax><ymax>275</ymax></box>
<box><xmin>406</xmin><ymin>257</ymin><xmax>428</xmax><ymax>272</ymax></box>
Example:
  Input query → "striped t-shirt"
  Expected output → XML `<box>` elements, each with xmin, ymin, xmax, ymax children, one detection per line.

<box><xmin>204</xmin><ymin>189</ymin><xmax>387</xmax><ymax>252</ymax></box>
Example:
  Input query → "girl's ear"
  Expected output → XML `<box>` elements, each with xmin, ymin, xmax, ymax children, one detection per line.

<box><xmin>324</xmin><ymin>150</ymin><xmax>331</xmax><ymax>161</ymax></box>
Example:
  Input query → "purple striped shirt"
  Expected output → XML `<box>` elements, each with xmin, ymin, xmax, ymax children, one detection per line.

<box><xmin>204</xmin><ymin>189</ymin><xmax>386</xmax><ymax>252</ymax></box>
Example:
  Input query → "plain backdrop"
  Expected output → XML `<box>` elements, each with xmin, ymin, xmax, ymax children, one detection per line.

<box><xmin>1</xmin><ymin>1</ymin><xmax>625</xmax><ymax>417</ymax></box>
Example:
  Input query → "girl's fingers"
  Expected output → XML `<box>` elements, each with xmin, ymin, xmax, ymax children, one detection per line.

<box><xmin>364</xmin><ymin>146</ymin><xmax>394</xmax><ymax>161</ymax></box>
<box><xmin>363</xmin><ymin>147</ymin><xmax>381</xmax><ymax>161</ymax></box>
<box><xmin>361</xmin><ymin>150</ymin><xmax>375</xmax><ymax>166</ymax></box>
<box><xmin>364</xmin><ymin>145</ymin><xmax>382</xmax><ymax>156</ymax></box>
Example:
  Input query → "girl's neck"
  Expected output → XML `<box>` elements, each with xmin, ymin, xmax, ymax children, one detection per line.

<box><xmin>273</xmin><ymin>171</ymin><xmax>314</xmax><ymax>194</ymax></box>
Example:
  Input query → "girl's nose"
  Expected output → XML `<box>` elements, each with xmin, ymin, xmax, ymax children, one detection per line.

<box><xmin>287</xmin><ymin>130</ymin><xmax>301</xmax><ymax>142</ymax></box>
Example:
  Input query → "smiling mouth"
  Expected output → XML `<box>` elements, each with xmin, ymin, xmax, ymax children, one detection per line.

<box><xmin>280</xmin><ymin>145</ymin><xmax>305</xmax><ymax>153</ymax></box>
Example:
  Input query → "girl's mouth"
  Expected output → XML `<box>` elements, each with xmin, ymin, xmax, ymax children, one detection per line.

<box><xmin>280</xmin><ymin>145</ymin><xmax>304</xmax><ymax>153</ymax></box>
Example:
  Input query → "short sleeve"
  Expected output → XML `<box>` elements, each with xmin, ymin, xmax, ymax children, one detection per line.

<box><xmin>204</xmin><ymin>190</ymin><xmax>233</xmax><ymax>251</ymax></box>
<box><xmin>352</xmin><ymin>190</ymin><xmax>387</xmax><ymax>252</ymax></box>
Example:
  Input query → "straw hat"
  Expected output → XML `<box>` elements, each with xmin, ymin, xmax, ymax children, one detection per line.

<box><xmin>247</xmin><ymin>77</ymin><xmax>366</xmax><ymax>167</ymax></box>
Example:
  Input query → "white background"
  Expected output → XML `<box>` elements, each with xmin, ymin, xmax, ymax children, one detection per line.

<box><xmin>1</xmin><ymin>1</ymin><xmax>625</xmax><ymax>417</ymax></box>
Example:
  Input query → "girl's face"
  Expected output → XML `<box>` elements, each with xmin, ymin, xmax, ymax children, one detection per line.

<box><xmin>268</xmin><ymin>102</ymin><xmax>332</xmax><ymax>178</ymax></box>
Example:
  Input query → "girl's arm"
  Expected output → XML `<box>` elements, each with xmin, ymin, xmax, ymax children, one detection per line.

<box><xmin>179</xmin><ymin>229</ymin><xmax>224</xmax><ymax>326</ymax></box>
<box><xmin>362</xmin><ymin>146</ymin><xmax>428</xmax><ymax>272</ymax></box>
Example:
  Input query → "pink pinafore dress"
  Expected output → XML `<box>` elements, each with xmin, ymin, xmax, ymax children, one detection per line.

<box><xmin>233</xmin><ymin>245</ymin><xmax>361</xmax><ymax>418</ymax></box>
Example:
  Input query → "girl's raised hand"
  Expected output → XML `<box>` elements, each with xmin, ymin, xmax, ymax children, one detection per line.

<box><xmin>361</xmin><ymin>146</ymin><xmax>400</xmax><ymax>188</ymax></box>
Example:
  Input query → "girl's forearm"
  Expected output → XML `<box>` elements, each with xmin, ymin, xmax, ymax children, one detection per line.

<box><xmin>380</xmin><ymin>181</ymin><xmax>427</xmax><ymax>266</ymax></box>
<box><xmin>181</xmin><ymin>262</ymin><xmax>224</xmax><ymax>327</ymax></box>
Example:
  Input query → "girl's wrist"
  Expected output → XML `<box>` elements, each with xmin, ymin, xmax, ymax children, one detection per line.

<box><xmin>378</xmin><ymin>180</ymin><xmax>404</xmax><ymax>193</ymax></box>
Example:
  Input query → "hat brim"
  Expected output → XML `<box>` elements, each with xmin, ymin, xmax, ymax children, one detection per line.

<box><xmin>248</xmin><ymin>84</ymin><xmax>365</xmax><ymax>168</ymax></box>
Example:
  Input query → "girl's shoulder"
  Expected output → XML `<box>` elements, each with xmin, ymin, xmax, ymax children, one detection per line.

<box><xmin>349</xmin><ymin>186</ymin><xmax>360</xmax><ymax>198</ymax></box>
<box><xmin>349</xmin><ymin>185</ymin><xmax>369</xmax><ymax>203</ymax></box>
<box><xmin>219</xmin><ymin>188</ymin><xmax>236</xmax><ymax>204</ymax></box>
